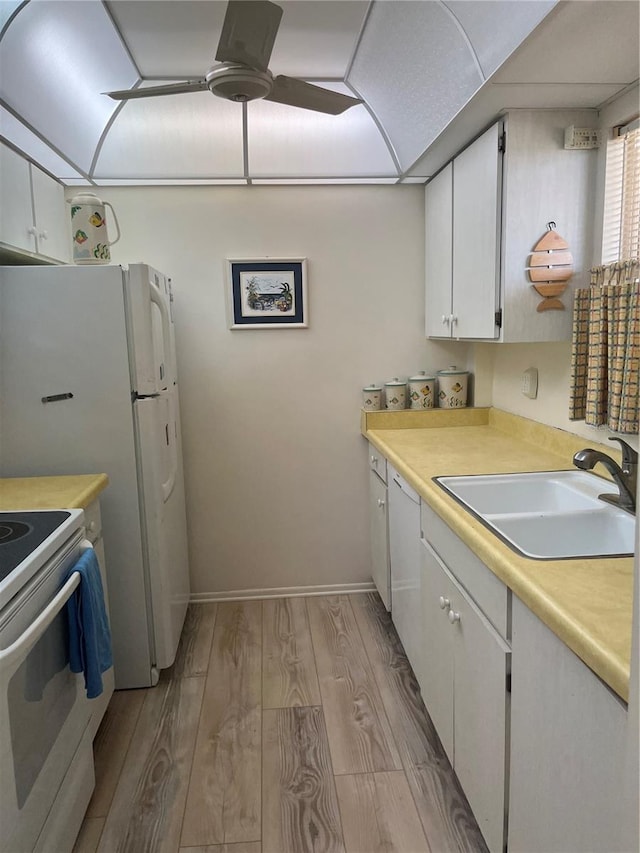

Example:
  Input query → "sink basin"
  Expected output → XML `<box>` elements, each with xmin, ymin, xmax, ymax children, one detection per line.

<box><xmin>437</xmin><ymin>470</ymin><xmax>605</xmax><ymax>515</ymax></box>
<box><xmin>435</xmin><ymin>470</ymin><xmax>635</xmax><ymax>560</ymax></box>
<box><xmin>492</xmin><ymin>508</ymin><xmax>634</xmax><ymax>559</ymax></box>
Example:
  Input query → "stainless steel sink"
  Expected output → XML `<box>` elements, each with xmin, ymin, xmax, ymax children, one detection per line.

<box><xmin>435</xmin><ymin>470</ymin><xmax>635</xmax><ymax>560</ymax></box>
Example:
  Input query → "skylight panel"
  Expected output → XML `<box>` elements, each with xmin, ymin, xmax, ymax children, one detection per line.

<box><xmin>0</xmin><ymin>0</ymin><xmax>138</xmax><ymax>172</ymax></box>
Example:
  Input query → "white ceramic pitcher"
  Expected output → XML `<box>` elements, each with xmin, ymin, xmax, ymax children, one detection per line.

<box><xmin>68</xmin><ymin>192</ymin><xmax>121</xmax><ymax>264</ymax></box>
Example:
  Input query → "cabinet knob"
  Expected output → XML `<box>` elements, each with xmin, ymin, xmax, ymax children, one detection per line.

<box><xmin>451</xmin><ymin>315</ymin><xmax>458</xmax><ymax>326</ymax></box>
<box><xmin>441</xmin><ymin>314</ymin><xmax>450</xmax><ymax>325</ymax></box>
<box><xmin>28</xmin><ymin>226</ymin><xmax>38</xmax><ymax>237</ymax></box>
<box><xmin>438</xmin><ymin>596</ymin><xmax>450</xmax><ymax>610</ymax></box>
<box><xmin>377</xmin><ymin>499</ymin><xmax>385</xmax><ymax>508</ymax></box>
<box><xmin>370</xmin><ymin>455</ymin><xmax>378</xmax><ymax>465</ymax></box>
<box><xmin>87</xmin><ymin>520</ymin><xmax>97</xmax><ymax>533</ymax></box>
<box><xmin>39</xmin><ymin>230</ymin><xmax>48</xmax><ymax>240</ymax></box>
<box><xmin>448</xmin><ymin>609</ymin><xmax>461</xmax><ymax>624</ymax></box>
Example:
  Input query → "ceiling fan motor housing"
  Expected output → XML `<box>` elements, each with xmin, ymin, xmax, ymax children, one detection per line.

<box><xmin>206</xmin><ymin>64</ymin><xmax>273</xmax><ymax>102</ymax></box>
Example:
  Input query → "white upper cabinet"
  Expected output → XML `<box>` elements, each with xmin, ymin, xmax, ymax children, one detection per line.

<box><xmin>425</xmin><ymin>109</ymin><xmax>597</xmax><ymax>343</ymax></box>
<box><xmin>0</xmin><ymin>141</ymin><xmax>71</xmax><ymax>263</ymax></box>
<box><xmin>452</xmin><ymin>122</ymin><xmax>502</xmax><ymax>339</ymax></box>
<box><xmin>424</xmin><ymin>162</ymin><xmax>453</xmax><ymax>338</ymax></box>
<box><xmin>0</xmin><ymin>142</ymin><xmax>36</xmax><ymax>254</ymax></box>
<box><xmin>30</xmin><ymin>163</ymin><xmax>71</xmax><ymax>263</ymax></box>
<box><xmin>426</xmin><ymin>122</ymin><xmax>502</xmax><ymax>341</ymax></box>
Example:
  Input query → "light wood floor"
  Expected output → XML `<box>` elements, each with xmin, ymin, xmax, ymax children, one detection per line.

<box><xmin>73</xmin><ymin>594</ymin><xmax>488</xmax><ymax>853</ymax></box>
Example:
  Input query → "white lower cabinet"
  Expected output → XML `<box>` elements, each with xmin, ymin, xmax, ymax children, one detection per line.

<box><xmin>508</xmin><ymin>597</ymin><xmax>633</xmax><ymax>853</ymax></box>
<box><xmin>420</xmin><ymin>536</ymin><xmax>510</xmax><ymax>853</ymax></box>
<box><xmin>369</xmin><ymin>465</ymin><xmax>391</xmax><ymax>610</ymax></box>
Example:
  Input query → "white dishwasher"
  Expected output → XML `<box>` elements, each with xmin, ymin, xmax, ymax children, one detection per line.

<box><xmin>388</xmin><ymin>464</ymin><xmax>422</xmax><ymax>673</ymax></box>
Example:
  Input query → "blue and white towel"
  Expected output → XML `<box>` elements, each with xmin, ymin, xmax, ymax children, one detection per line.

<box><xmin>66</xmin><ymin>548</ymin><xmax>113</xmax><ymax>699</ymax></box>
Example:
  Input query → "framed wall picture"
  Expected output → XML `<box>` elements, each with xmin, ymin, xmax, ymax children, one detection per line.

<box><xmin>226</xmin><ymin>258</ymin><xmax>308</xmax><ymax>329</ymax></box>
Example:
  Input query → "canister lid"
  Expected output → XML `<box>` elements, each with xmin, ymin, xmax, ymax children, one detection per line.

<box><xmin>385</xmin><ymin>377</ymin><xmax>406</xmax><ymax>386</ymax></box>
<box><xmin>409</xmin><ymin>371</ymin><xmax>435</xmax><ymax>381</ymax></box>
<box><xmin>363</xmin><ymin>383</ymin><xmax>382</xmax><ymax>391</ymax></box>
<box><xmin>436</xmin><ymin>365</ymin><xmax>468</xmax><ymax>376</ymax></box>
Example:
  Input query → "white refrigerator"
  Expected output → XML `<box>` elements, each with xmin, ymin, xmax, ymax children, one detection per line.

<box><xmin>0</xmin><ymin>263</ymin><xmax>190</xmax><ymax>688</ymax></box>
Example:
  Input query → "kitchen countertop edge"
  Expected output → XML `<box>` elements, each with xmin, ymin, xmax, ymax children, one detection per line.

<box><xmin>0</xmin><ymin>474</ymin><xmax>110</xmax><ymax>510</ymax></box>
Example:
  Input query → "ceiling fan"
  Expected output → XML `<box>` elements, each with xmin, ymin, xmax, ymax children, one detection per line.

<box><xmin>105</xmin><ymin>0</ymin><xmax>361</xmax><ymax>115</ymax></box>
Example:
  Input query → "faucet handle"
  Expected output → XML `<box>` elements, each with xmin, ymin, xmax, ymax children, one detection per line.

<box><xmin>608</xmin><ymin>437</ymin><xmax>638</xmax><ymax>472</ymax></box>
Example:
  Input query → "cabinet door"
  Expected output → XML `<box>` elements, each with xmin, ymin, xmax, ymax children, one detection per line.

<box><xmin>452</xmin><ymin>122</ymin><xmax>502</xmax><ymax>339</ymax></box>
<box><xmin>509</xmin><ymin>598</ymin><xmax>632</xmax><ymax>853</ymax></box>
<box><xmin>419</xmin><ymin>539</ymin><xmax>454</xmax><ymax>762</ymax></box>
<box><xmin>31</xmin><ymin>164</ymin><xmax>71</xmax><ymax>262</ymax></box>
<box><xmin>425</xmin><ymin>162</ymin><xmax>453</xmax><ymax>338</ymax></box>
<box><xmin>452</xmin><ymin>577</ymin><xmax>510</xmax><ymax>853</ymax></box>
<box><xmin>0</xmin><ymin>142</ymin><xmax>36</xmax><ymax>253</ymax></box>
<box><xmin>369</xmin><ymin>469</ymin><xmax>390</xmax><ymax>610</ymax></box>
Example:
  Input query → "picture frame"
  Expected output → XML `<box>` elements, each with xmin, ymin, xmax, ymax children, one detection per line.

<box><xmin>226</xmin><ymin>258</ymin><xmax>308</xmax><ymax>329</ymax></box>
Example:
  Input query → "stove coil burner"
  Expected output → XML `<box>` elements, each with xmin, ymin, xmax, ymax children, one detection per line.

<box><xmin>0</xmin><ymin>521</ymin><xmax>32</xmax><ymax>544</ymax></box>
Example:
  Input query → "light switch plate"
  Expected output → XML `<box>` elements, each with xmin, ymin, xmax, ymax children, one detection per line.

<box><xmin>521</xmin><ymin>367</ymin><xmax>538</xmax><ymax>399</ymax></box>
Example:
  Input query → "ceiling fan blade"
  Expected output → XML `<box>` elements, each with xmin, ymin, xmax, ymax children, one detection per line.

<box><xmin>104</xmin><ymin>81</ymin><xmax>209</xmax><ymax>100</ymax></box>
<box><xmin>215</xmin><ymin>0</ymin><xmax>283</xmax><ymax>72</ymax></box>
<box><xmin>265</xmin><ymin>77</ymin><xmax>361</xmax><ymax>115</ymax></box>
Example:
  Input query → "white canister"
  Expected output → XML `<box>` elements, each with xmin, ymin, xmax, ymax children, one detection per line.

<box><xmin>68</xmin><ymin>192</ymin><xmax>121</xmax><ymax>265</ymax></box>
<box><xmin>384</xmin><ymin>378</ymin><xmax>407</xmax><ymax>411</ymax></box>
<box><xmin>362</xmin><ymin>384</ymin><xmax>382</xmax><ymax>411</ymax></box>
<box><xmin>436</xmin><ymin>366</ymin><xmax>469</xmax><ymax>408</ymax></box>
<box><xmin>408</xmin><ymin>371</ymin><xmax>436</xmax><ymax>409</ymax></box>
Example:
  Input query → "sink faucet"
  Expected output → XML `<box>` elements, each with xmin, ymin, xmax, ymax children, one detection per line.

<box><xmin>573</xmin><ymin>437</ymin><xmax>638</xmax><ymax>513</ymax></box>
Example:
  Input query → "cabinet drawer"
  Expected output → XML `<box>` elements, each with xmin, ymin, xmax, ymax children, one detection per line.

<box><xmin>368</xmin><ymin>442</ymin><xmax>387</xmax><ymax>484</ymax></box>
<box><xmin>83</xmin><ymin>499</ymin><xmax>102</xmax><ymax>544</ymax></box>
<box><xmin>421</xmin><ymin>501</ymin><xmax>509</xmax><ymax>639</ymax></box>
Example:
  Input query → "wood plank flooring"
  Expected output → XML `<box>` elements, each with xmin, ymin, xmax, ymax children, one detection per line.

<box><xmin>73</xmin><ymin>593</ymin><xmax>488</xmax><ymax>853</ymax></box>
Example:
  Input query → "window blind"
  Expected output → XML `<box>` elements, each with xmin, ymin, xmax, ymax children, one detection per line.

<box><xmin>601</xmin><ymin>122</ymin><xmax>640</xmax><ymax>264</ymax></box>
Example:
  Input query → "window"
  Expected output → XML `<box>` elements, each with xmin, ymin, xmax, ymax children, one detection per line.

<box><xmin>601</xmin><ymin>120</ymin><xmax>640</xmax><ymax>264</ymax></box>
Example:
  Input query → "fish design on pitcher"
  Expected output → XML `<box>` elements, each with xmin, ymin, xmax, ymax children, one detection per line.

<box><xmin>89</xmin><ymin>212</ymin><xmax>106</xmax><ymax>227</ymax></box>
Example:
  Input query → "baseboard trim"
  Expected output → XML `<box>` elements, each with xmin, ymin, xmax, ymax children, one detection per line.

<box><xmin>190</xmin><ymin>581</ymin><xmax>376</xmax><ymax>604</ymax></box>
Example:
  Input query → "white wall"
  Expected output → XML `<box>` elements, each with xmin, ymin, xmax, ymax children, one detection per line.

<box><xmin>480</xmin><ymin>84</ymin><xmax>639</xmax><ymax>451</ymax></box>
<box><xmin>101</xmin><ymin>185</ymin><xmax>467</xmax><ymax>596</ymax></box>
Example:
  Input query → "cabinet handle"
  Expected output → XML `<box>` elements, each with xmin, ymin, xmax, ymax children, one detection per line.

<box><xmin>441</xmin><ymin>314</ymin><xmax>450</xmax><ymax>325</ymax></box>
<box><xmin>38</xmin><ymin>230</ymin><xmax>48</xmax><ymax>240</ymax></box>
<box><xmin>370</xmin><ymin>455</ymin><xmax>378</xmax><ymax>465</ymax></box>
<box><xmin>28</xmin><ymin>226</ymin><xmax>38</xmax><ymax>237</ymax></box>
<box><xmin>438</xmin><ymin>596</ymin><xmax>450</xmax><ymax>610</ymax></box>
<box><xmin>448</xmin><ymin>609</ymin><xmax>461</xmax><ymax>624</ymax></box>
<box><xmin>377</xmin><ymin>499</ymin><xmax>385</xmax><ymax>508</ymax></box>
<box><xmin>451</xmin><ymin>315</ymin><xmax>458</xmax><ymax>326</ymax></box>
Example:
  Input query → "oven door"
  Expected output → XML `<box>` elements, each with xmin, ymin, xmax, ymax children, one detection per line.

<box><xmin>0</xmin><ymin>535</ymin><xmax>95</xmax><ymax>853</ymax></box>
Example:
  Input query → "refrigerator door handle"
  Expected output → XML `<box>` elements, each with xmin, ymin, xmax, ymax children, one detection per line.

<box><xmin>148</xmin><ymin>279</ymin><xmax>172</xmax><ymax>389</ymax></box>
<box><xmin>162</xmin><ymin>420</ymin><xmax>177</xmax><ymax>503</ymax></box>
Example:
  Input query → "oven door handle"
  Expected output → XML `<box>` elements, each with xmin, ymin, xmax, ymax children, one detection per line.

<box><xmin>0</xmin><ymin>540</ymin><xmax>93</xmax><ymax>669</ymax></box>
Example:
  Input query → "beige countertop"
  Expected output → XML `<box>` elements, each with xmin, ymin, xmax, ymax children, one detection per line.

<box><xmin>0</xmin><ymin>474</ymin><xmax>109</xmax><ymax>510</ymax></box>
<box><xmin>363</xmin><ymin>408</ymin><xmax>634</xmax><ymax>702</ymax></box>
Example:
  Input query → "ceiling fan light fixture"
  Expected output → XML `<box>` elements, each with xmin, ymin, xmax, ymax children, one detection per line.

<box><xmin>205</xmin><ymin>64</ymin><xmax>273</xmax><ymax>102</ymax></box>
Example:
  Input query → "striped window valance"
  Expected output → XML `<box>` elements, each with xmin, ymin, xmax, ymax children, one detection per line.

<box><xmin>569</xmin><ymin>260</ymin><xmax>639</xmax><ymax>434</ymax></box>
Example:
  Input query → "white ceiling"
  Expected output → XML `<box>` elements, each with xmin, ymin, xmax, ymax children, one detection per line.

<box><xmin>0</xmin><ymin>0</ymin><xmax>638</xmax><ymax>186</ymax></box>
